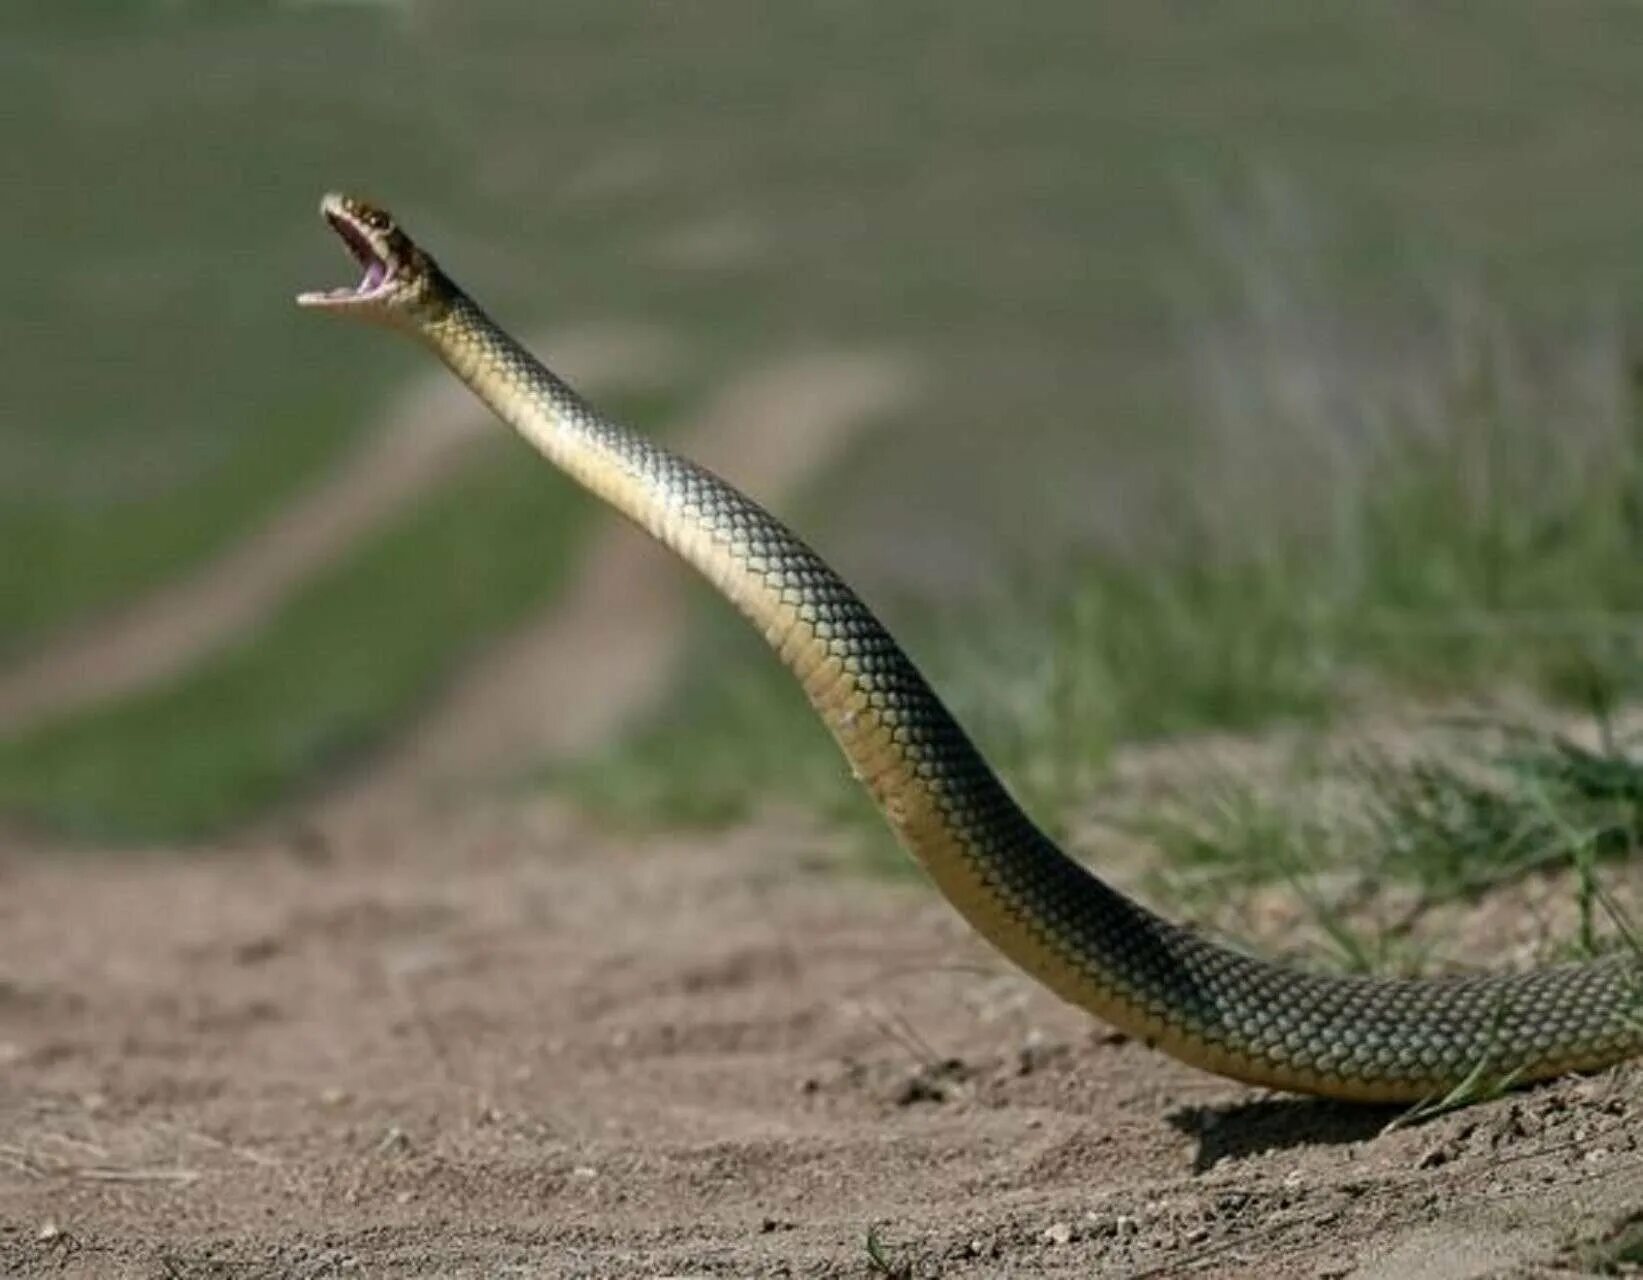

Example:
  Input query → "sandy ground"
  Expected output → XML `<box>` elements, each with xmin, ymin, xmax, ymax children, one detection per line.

<box><xmin>0</xmin><ymin>805</ymin><xmax>1637</xmax><ymax>1279</ymax></box>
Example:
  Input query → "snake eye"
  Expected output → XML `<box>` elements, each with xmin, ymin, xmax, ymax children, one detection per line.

<box><xmin>341</xmin><ymin>198</ymin><xmax>391</xmax><ymax>232</ymax></box>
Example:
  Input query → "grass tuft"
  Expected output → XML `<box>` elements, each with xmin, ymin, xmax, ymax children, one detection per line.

<box><xmin>864</xmin><ymin>1225</ymin><xmax>927</xmax><ymax>1279</ymax></box>
<box><xmin>1360</xmin><ymin>725</ymin><xmax>1643</xmax><ymax>905</ymax></box>
<box><xmin>1131</xmin><ymin>714</ymin><xmax>1642</xmax><ymax>979</ymax></box>
<box><xmin>1576</xmin><ymin>1210</ymin><xmax>1643</xmax><ymax>1276</ymax></box>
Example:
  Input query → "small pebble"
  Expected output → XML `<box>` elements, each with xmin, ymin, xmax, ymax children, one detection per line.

<box><xmin>1042</xmin><ymin>1221</ymin><xmax>1073</xmax><ymax>1246</ymax></box>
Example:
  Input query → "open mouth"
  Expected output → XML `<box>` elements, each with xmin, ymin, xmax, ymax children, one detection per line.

<box><xmin>297</xmin><ymin>196</ymin><xmax>395</xmax><ymax>308</ymax></box>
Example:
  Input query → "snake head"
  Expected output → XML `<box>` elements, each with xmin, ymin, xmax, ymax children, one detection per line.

<box><xmin>298</xmin><ymin>193</ymin><xmax>451</xmax><ymax>326</ymax></box>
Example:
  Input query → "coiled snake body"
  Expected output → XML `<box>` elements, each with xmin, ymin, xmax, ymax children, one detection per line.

<box><xmin>301</xmin><ymin>194</ymin><xmax>1640</xmax><ymax>1103</ymax></box>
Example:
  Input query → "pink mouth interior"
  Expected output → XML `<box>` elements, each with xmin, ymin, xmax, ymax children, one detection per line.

<box><xmin>326</xmin><ymin>211</ymin><xmax>391</xmax><ymax>298</ymax></box>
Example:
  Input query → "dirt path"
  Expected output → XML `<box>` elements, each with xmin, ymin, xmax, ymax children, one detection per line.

<box><xmin>0</xmin><ymin>324</ymin><xmax>677</xmax><ymax>739</ymax></box>
<box><xmin>324</xmin><ymin>351</ymin><xmax>921</xmax><ymax>838</ymax></box>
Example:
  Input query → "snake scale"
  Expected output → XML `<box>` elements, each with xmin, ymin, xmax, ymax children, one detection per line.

<box><xmin>300</xmin><ymin>194</ymin><xmax>1640</xmax><ymax>1103</ymax></box>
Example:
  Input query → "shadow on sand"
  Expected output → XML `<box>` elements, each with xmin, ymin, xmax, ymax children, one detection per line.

<box><xmin>1168</xmin><ymin>1097</ymin><xmax>1404</xmax><ymax>1173</ymax></box>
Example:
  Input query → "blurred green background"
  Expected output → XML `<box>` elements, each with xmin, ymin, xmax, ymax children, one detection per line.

<box><xmin>7</xmin><ymin>1</ymin><xmax>1643</xmax><ymax>844</ymax></box>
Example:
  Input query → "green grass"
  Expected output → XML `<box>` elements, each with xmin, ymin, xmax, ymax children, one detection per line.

<box><xmin>864</xmin><ymin>1225</ymin><xmax>928</xmax><ymax>1280</ymax></box>
<box><xmin>0</xmin><ymin>386</ymin><xmax>373</xmax><ymax>661</ymax></box>
<box><xmin>1577</xmin><ymin>1210</ymin><xmax>1643</xmax><ymax>1276</ymax></box>
<box><xmin>1361</xmin><ymin>730</ymin><xmax>1643</xmax><ymax>903</ymax></box>
<box><xmin>0</xmin><ymin>10</ymin><xmax>434</xmax><ymax>655</ymax></box>
<box><xmin>15</xmin><ymin>2</ymin><xmax>1643</xmax><ymax>640</ymax></box>
<box><xmin>15</xmin><ymin>4</ymin><xmax>1643</xmax><ymax>839</ymax></box>
<box><xmin>1132</xmin><ymin>718</ymin><xmax>1643</xmax><ymax>975</ymax></box>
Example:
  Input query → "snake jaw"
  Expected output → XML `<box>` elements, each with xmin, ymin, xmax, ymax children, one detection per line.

<box><xmin>297</xmin><ymin>192</ymin><xmax>414</xmax><ymax>314</ymax></box>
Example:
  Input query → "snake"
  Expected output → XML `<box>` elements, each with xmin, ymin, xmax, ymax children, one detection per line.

<box><xmin>299</xmin><ymin>193</ymin><xmax>1640</xmax><ymax>1104</ymax></box>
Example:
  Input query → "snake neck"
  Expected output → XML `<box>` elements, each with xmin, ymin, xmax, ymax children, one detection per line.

<box><xmin>412</xmin><ymin>290</ymin><xmax>1123</xmax><ymax>957</ymax></box>
<box><xmin>414</xmin><ymin>292</ymin><xmax>991</xmax><ymax>806</ymax></box>
<box><xmin>420</xmin><ymin>294</ymin><xmax>615</xmax><ymax>495</ymax></box>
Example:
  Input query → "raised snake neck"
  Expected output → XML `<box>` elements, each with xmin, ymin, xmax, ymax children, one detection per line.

<box><xmin>344</xmin><ymin>229</ymin><xmax>1639</xmax><ymax>1103</ymax></box>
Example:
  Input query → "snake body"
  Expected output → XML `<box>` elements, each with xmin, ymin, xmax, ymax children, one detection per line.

<box><xmin>301</xmin><ymin>195</ymin><xmax>1640</xmax><ymax>1102</ymax></box>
